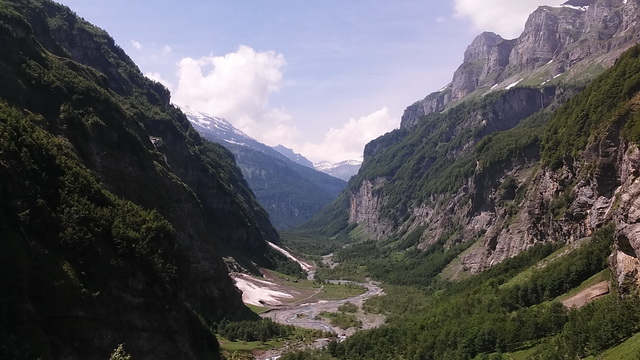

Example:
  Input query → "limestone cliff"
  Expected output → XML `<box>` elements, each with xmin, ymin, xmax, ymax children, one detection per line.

<box><xmin>343</xmin><ymin>34</ymin><xmax>640</xmax><ymax>294</ymax></box>
<box><xmin>401</xmin><ymin>0</ymin><xmax>640</xmax><ymax>130</ymax></box>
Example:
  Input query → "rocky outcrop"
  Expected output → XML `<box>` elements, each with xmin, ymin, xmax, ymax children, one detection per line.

<box><xmin>349</xmin><ymin>178</ymin><xmax>394</xmax><ymax>238</ymax></box>
<box><xmin>462</xmin><ymin>117</ymin><xmax>639</xmax><ymax>272</ymax></box>
<box><xmin>400</xmin><ymin>89</ymin><xmax>451</xmax><ymax>129</ymax></box>
<box><xmin>452</xmin><ymin>32</ymin><xmax>506</xmax><ymax>100</ymax></box>
<box><xmin>610</xmin><ymin>145</ymin><xmax>640</xmax><ymax>294</ymax></box>
<box><xmin>401</xmin><ymin>0</ymin><xmax>640</xmax><ymax>130</ymax></box>
<box><xmin>352</xmin><ymin>87</ymin><xmax>556</xmax><ymax>244</ymax></box>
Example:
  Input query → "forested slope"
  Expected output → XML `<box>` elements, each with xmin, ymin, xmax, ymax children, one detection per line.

<box><xmin>0</xmin><ymin>1</ymin><xmax>287</xmax><ymax>358</ymax></box>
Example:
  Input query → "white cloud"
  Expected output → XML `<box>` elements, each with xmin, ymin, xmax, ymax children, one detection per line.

<box><xmin>171</xmin><ymin>46</ymin><xmax>395</xmax><ymax>163</ymax></box>
<box><xmin>162</xmin><ymin>45</ymin><xmax>172</xmax><ymax>56</ymax></box>
<box><xmin>145</xmin><ymin>72</ymin><xmax>173</xmax><ymax>92</ymax></box>
<box><xmin>301</xmin><ymin>107</ymin><xmax>398</xmax><ymax>163</ymax></box>
<box><xmin>454</xmin><ymin>0</ymin><xmax>564</xmax><ymax>39</ymax></box>
<box><xmin>131</xmin><ymin>40</ymin><xmax>142</xmax><ymax>50</ymax></box>
<box><xmin>173</xmin><ymin>45</ymin><xmax>297</xmax><ymax>145</ymax></box>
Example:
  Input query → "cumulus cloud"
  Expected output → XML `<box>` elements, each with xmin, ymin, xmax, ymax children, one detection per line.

<box><xmin>131</xmin><ymin>40</ymin><xmax>142</xmax><ymax>50</ymax></box>
<box><xmin>301</xmin><ymin>107</ymin><xmax>398</xmax><ymax>163</ymax></box>
<box><xmin>454</xmin><ymin>0</ymin><xmax>564</xmax><ymax>38</ymax></box>
<box><xmin>173</xmin><ymin>45</ymin><xmax>296</xmax><ymax>145</ymax></box>
<box><xmin>171</xmin><ymin>46</ymin><xmax>395</xmax><ymax>162</ymax></box>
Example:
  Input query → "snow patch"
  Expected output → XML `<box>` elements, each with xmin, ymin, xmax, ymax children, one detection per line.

<box><xmin>233</xmin><ymin>274</ymin><xmax>293</xmax><ymax>306</ymax></box>
<box><xmin>550</xmin><ymin>4</ymin><xmax>589</xmax><ymax>11</ymax></box>
<box><xmin>505</xmin><ymin>79</ymin><xmax>523</xmax><ymax>90</ymax></box>
<box><xmin>224</xmin><ymin>139</ymin><xmax>249</xmax><ymax>147</ymax></box>
<box><xmin>314</xmin><ymin>160</ymin><xmax>362</xmax><ymax>172</ymax></box>
<box><xmin>180</xmin><ymin>105</ymin><xmax>252</xmax><ymax>139</ymax></box>
<box><xmin>267</xmin><ymin>242</ymin><xmax>313</xmax><ymax>271</ymax></box>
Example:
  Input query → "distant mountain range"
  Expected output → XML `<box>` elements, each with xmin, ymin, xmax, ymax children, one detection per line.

<box><xmin>270</xmin><ymin>145</ymin><xmax>362</xmax><ymax>181</ymax></box>
<box><xmin>182</xmin><ymin>106</ymin><xmax>348</xmax><ymax>229</ymax></box>
<box><xmin>314</xmin><ymin>160</ymin><xmax>362</xmax><ymax>181</ymax></box>
<box><xmin>272</xmin><ymin>144</ymin><xmax>315</xmax><ymax>168</ymax></box>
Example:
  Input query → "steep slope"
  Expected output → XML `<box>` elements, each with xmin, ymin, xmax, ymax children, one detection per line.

<box><xmin>183</xmin><ymin>107</ymin><xmax>346</xmax><ymax>229</ymax></box>
<box><xmin>402</xmin><ymin>0</ymin><xmax>640</xmax><ymax>129</ymax></box>
<box><xmin>272</xmin><ymin>144</ymin><xmax>315</xmax><ymax>168</ymax></box>
<box><xmin>301</xmin><ymin>0</ymin><xmax>640</xmax><ymax>290</ymax></box>
<box><xmin>0</xmin><ymin>1</ymin><xmax>283</xmax><ymax>358</ymax></box>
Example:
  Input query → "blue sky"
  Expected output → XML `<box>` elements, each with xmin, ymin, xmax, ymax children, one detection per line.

<box><xmin>55</xmin><ymin>0</ymin><xmax>562</xmax><ymax>162</ymax></box>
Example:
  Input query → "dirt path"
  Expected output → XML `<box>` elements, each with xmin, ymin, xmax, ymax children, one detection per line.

<box><xmin>562</xmin><ymin>281</ymin><xmax>610</xmax><ymax>309</ymax></box>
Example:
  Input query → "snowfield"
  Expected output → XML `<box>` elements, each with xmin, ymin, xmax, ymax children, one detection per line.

<box><xmin>232</xmin><ymin>273</ymin><xmax>293</xmax><ymax>306</ymax></box>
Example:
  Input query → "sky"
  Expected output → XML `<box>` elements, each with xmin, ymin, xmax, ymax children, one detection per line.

<box><xmin>55</xmin><ymin>0</ymin><xmax>563</xmax><ymax>163</ymax></box>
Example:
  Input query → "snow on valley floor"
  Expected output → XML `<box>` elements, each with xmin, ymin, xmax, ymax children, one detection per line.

<box><xmin>232</xmin><ymin>273</ymin><xmax>294</xmax><ymax>306</ymax></box>
<box><xmin>232</xmin><ymin>242</ymin><xmax>314</xmax><ymax>306</ymax></box>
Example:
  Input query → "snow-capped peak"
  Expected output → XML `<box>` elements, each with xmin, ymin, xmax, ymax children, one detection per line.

<box><xmin>179</xmin><ymin>105</ymin><xmax>252</xmax><ymax>140</ymax></box>
<box><xmin>314</xmin><ymin>160</ymin><xmax>362</xmax><ymax>181</ymax></box>
<box><xmin>314</xmin><ymin>159</ymin><xmax>362</xmax><ymax>171</ymax></box>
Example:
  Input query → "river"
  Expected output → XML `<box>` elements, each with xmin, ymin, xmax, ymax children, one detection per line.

<box><xmin>260</xmin><ymin>281</ymin><xmax>384</xmax><ymax>335</ymax></box>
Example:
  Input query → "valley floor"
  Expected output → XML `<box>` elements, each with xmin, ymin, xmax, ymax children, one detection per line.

<box><xmin>229</xmin><ymin>247</ymin><xmax>386</xmax><ymax>359</ymax></box>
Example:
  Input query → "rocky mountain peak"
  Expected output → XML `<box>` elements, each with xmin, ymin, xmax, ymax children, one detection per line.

<box><xmin>463</xmin><ymin>32</ymin><xmax>504</xmax><ymax>62</ymax></box>
<box><xmin>400</xmin><ymin>0</ymin><xmax>639</xmax><ymax>130</ymax></box>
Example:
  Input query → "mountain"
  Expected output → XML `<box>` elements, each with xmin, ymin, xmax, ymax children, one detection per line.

<box><xmin>0</xmin><ymin>1</ymin><xmax>302</xmax><ymax>358</ymax></box>
<box><xmin>272</xmin><ymin>144</ymin><xmax>315</xmax><ymax>168</ymax></box>
<box><xmin>289</xmin><ymin>2</ymin><xmax>640</xmax><ymax>358</ymax></box>
<box><xmin>314</xmin><ymin>160</ymin><xmax>362</xmax><ymax>181</ymax></box>
<box><xmin>183</xmin><ymin>105</ymin><xmax>281</xmax><ymax>158</ymax></box>
<box><xmin>182</xmin><ymin>107</ymin><xmax>347</xmax><ymax>229</ymax></box>
<box><xmin>302</xmin><ymin>0</ymin><xmax>640</xmax><ymax>280</ymax></box>
<box><xmin>401</xmin><ymin>0</ymin><xmax>640</xmax><ymax>129</ymax></box>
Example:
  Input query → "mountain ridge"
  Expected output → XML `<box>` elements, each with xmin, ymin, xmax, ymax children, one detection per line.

<box><xmin>181</xmin><ymin>106</ymin><xmax>347</xmax><ymax>229</ymax></box>
<box><xmin>314</xmin><ymin>160</ymin><xmax>362</xmax><ymax>181</ymax></box>
<box><xmin>0</xmin><ymin>1</ymin><xmax>292</xmax><ymax>358</ymax></box>
<box><xmin>300</xmin><ymin>0</ymin><xmax>640</xmax><ymax>288</ymax></box>
<box><xmin>401</xmin><ymin>0</ymin><xmax>640</xmax><ymax>129</ymax></box>
<box><xmin>272</xmin><ymin>144</ymin><xmax>315</xmax><ymax>168</ymax></box>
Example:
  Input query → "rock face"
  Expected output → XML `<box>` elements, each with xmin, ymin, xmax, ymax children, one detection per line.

<box><xmin>401</xmin><ymin>0</ymin><xmax>640</xmax><ymax>130</ymax></box>
<box><xmin>610</xmin><ymin>145</ymin><xmax>640</xmax><ymax>294</ymax></box>
<box><xmin>350</xmin><ymin>86</ymin><xmax>556</xmax><ymax>241</ymax></box>
<box><xmin>348</xmin><ymin>178</ymin><xmax>394</xmax><ymax>237</ymax></box>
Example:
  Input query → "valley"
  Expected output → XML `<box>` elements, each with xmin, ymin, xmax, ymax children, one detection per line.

<box><xmin>224</xmin><ymin>247</ymin><xmax>386</xmax><ymax>359</ymax></box>
<box><xmin>4</xmin><ymin>0</ymin><xmax>640</xmax><ymax>359</ymax></box>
